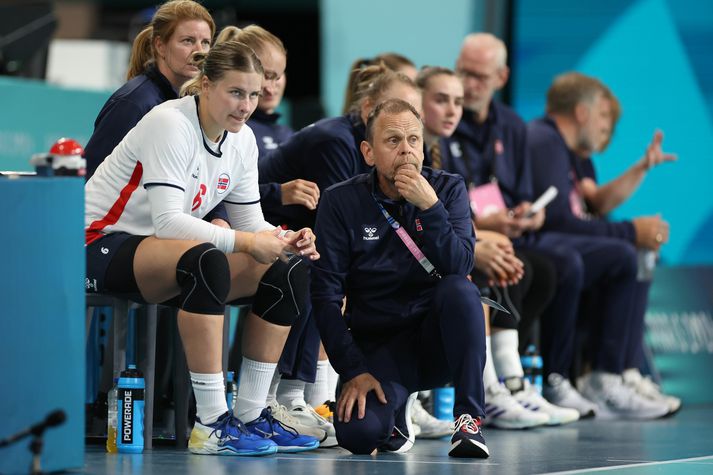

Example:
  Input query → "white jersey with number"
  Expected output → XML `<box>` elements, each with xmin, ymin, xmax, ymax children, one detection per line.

<box><xmin>85</xmin><ymin>95</ymin><xmax>273</xmax><ymax>253</ymax></box>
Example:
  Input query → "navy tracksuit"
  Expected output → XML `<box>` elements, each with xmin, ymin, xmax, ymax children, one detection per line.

<box><xmin>247</xmin><ymin>109</ymin><xmax>294</xmax><ymax>218</ymax></box>
<box><xmin>258</xmin><ymin>113</ymin><xmax>369</xmax><ymax>382</ymax></box>
<box><xmin>528</xmin><ymin>117</ymin><xmax>649</xmax><ymax>371</ymax></box>
<box><xmin>312</xmin><ymin>168</ymin><xmax>486</xmax><ymax>454</ymax></box>
<box><xmin>445</xmin><ymin>102</ymin><xmax>637</xmax><ymax>377</ymax></box>
<box><xmin>259</xmin><ymin>113</ymin><xmax>369</xmax><ymax>231</ymax></box>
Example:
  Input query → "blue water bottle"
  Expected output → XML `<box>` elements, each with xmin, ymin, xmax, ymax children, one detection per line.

<box><xmin>226</xmin><ymin>371</ymin><xmax>237</xmax><ymax>412</ymax></box>
<box><xmin>117</xmin><ymin>364</ymin><xmax>145</xmax><ymax>453</ymax></box>
<box><xmin>521</xmin><ymin>345</ymin><xmax>543</xmax><ymax>395</ymax></box>
<box><xmin>432</xmin><ymin>386</ymin><xmax>455</xmax><ymax>421</ymax></box>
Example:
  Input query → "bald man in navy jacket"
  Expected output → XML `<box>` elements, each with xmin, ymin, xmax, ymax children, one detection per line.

<box><xmin>312</xmin><ymin>99</ymin><xmax>489</xmax><ymax>458</ymax></box>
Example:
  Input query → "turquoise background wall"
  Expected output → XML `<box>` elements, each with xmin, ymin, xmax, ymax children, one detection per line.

<box><xmin>320</xmin><ymin>0</ymin><xmax>484</xmax><ymax>118</ymax></box>
<box><xmin>0</xmin><ymin>78</ymin><xmax>109</xmax><ymax>172</ymax></box>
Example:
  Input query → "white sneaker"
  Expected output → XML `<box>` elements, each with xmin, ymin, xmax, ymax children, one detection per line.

<box><xmin>411</xmin><ymin>398</ymin><xmax>453</xmax><ymax>438</ymax></box>
<box><xmin>513</xmin><ymin>379</ymin><xmax>580</xmax><ymax>426</ymax></box>
<box><xmin>622</xmin><ymin>369</ymin><xmax>681</xmax><ymax>415</ymax></box>
<box><xmin>543</xmin><ymin>373</ymin><xmax>598</xmax><ymax>418</ymax></box>
<box><xmin>579</xmin><ymin>372</ymin><xmax>670</xmax><ymax>420</ymax></box>
<box><xmin>287</xmin><ymin>401</ymin><xmax>338</xmax><ymax>447</ymax></box>
<box><xmin>268</xmin><ymin>401</ymin><xmax>327</xmax><ymax>442</ymax></box>
<box><xmin>484</xmin><ymin>383</ymin><xmax>549</xmax><ymax>429</ymax></box>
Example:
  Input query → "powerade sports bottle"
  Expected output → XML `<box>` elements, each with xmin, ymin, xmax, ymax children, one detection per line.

<box><xmin>117</xmin><ymin>364</ymin><xmax>145</xmax><ymax>453</ymax></box>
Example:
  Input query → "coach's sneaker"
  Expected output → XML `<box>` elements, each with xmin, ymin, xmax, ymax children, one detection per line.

<box><xmin>268</xmin><ymin>401</ymin><xmax>327</xmax><ymax>443</ymax></box>
<box><xmin>579</xmin><ymin>372</ymin><xmax>669</xmax><ymax>420</ymax></box>
<box><xmin>449</xmin><ymin>414</ymin><xmax>489</xmax><ymax>458</ymax></box>
<box><xmin>379</xmin><ymin>392</ymin><xmax>417</xmax><ymax>453</ymax></box>
<box><xmin>544</xmin><ymin>373</ymin><xmax>597</xmax><ymax>418</ymax></box>
<box><xmin>484</xmin><ymin>383</ymin><xmax>549</xmax><ymax>429</ymax></box>
<box><xmin>288</xmin><ymin>401</ymin><xmax>338</xmax><ymax>447</ymax></box>
<box><xmin>245</xmin><ymin>407</ymin><xmax>320</xmax><ymax>453</ymax></box>
<box><xmin>411</xmin><ymin>398</ymin><xmax>453</xmax><ymax>438</ymax></box>
<box><xmin>622</xmin><ymin>368</ymin><xmax>681</xmax><ymax>415</ymax></box>
<box><xmin>513</xmin><ymin>379</ymin><xmax>579</xmax><ymax>426</ymax></box>
<box><xmin>188</xmin><ymin>412</ymin><xmax>277</xmax><ymax>456</ymax></box>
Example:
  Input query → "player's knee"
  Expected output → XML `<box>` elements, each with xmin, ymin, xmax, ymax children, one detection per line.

<box><xmin>252</xmin><ymin>254</ymin><xmax>309</xmax><ymax>326</ymax></box>
<box><xmin>175</xmin><ymin>243</ymin><xmax>230</xmax><ymax>314</ymax></box>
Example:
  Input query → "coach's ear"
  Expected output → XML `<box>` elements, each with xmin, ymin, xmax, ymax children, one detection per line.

<box><xmin>361</xmin><ymin>140</ymin><xmax>375</xmax><ymax>167</ymax></box>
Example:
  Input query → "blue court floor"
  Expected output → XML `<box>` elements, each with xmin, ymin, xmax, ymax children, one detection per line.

<box><xmin>77</xmin><ymin>403</ymin><xmax>713</xmax><ymax>475</ymax></box>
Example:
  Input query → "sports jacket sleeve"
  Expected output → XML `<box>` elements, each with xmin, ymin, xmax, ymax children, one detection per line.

<box><xmin>311</xmin><ymin>189</ymin><xmax>369</xmax><ymax>382</ymax></box>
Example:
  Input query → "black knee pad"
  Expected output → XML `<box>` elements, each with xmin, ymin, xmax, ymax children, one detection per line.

<box><xmin>252</xmin><ymin>254</ymin><xmax>308</xmax><ymax>326</ymax></box>
<box><xmin>175</xmin><ymin>243</ymin><xmax>230</xmax><ymax>314</ymax></box>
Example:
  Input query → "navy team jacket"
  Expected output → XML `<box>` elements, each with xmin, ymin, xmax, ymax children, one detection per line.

<box><xmin>84</xmin><ymin>64</ymin><xmax>176</xmax><ymax>180</ymax></box>
<box><xmin>443</xmin><ymin>101</ymin><xmax>534</xmax><ymax>207</ymax></box>
<box><xmin>247</xmin><ymin>109</ymin><xmax>295</xmax><ymax>212</ymax></box>
<box><xmin>258</xmin><ymin>113</ymin><xmax>369</xmax><ymax>230</ymax></box>
<box><xmin>311</xmin><ymin>167</ymin><xmax>475</xmax><ymax>381</ymax></box>
<box><xmin>527</xmin><ymin>117</ymin><xmax>636</xmax><ymax>242</ymax></box>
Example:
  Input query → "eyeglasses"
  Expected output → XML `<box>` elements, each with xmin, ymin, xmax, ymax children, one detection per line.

<box><xmin>264</xmin><ymin>71</ymin><xmax>284</xmax><ymax>83</ymax></box>
<box><xmin>457</xmin><ymin>68</ymin><xmax>498</xmax><ymax>84</ymax></box>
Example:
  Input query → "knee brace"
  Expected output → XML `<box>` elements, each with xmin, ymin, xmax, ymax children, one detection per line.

<box><xmin>175</xmin><ymin>243</ymin><xmax>230</xmax><ymax>314</ymax></box>
<box><xmin>252</xmin><ymin>254</ymin><xmax>308</xmax><ymax>326</ymax></box>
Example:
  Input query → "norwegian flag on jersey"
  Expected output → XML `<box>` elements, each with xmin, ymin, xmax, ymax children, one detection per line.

<box><xmin>217</xmin><ymin>173</ymin><xmax>230</xmax><ymax>194</ymax></box>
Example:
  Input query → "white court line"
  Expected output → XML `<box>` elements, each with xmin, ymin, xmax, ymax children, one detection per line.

<box><xmin>537</xmin><ymin>454</ymin><xmax>713</xmax><ymax>474</ymax></box>
<box><xmin>275</xmin><ymin>455</ymin><xmax>498</xmax><ymax>466</ymax></box>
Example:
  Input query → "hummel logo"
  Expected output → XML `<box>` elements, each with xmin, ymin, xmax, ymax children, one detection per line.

<box><xmin>191</xmin><ymin>173</ymin><xmax>199</xmax><ymax>179</ymax></box>
<box><xmin>101</xmin><ymin>247</ymin><xmax>109</xmax><ymax>255</ymax></box>
<box><xmin>363</xmin><ymin>226</ymin><xmax>379</xmax><ymax>241</ymax></box>
<box><xmin>255</xmin><ymin>428</ymin><xmax>280</xmax><ymax>438</ymax></box>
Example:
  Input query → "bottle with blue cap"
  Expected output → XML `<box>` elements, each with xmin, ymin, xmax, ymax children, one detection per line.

<box><xmin>521</xmin><ymin>345</ymin><xmax>543</xmax><ymax>395</ymax></box>
<box><xmin>116</xmin><ymin>364</ymin><xmax>145</xmax><ymax>453</ymax></box>
<box><xmin>225</xmin><ymin>371</ymin><xmax>237</xmax><ymax>412</ymax></box>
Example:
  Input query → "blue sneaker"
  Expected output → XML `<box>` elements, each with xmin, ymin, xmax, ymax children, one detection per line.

<box><xmin>449</xmin><ymin>414</ymin><xmax>489</xmax><ymax>458</ymax></box>
<box><xmin>189</xmin><ymin>412</ymin><xmax>277</xmax><ymax>456</ymax></box>
<box><xmin>245</xmin><ymin>407</ymin><xmax>320</xmax><ymax>453</ymax></box>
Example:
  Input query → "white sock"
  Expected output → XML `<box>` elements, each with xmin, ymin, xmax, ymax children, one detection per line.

<box><xmin>266</xmin><ymin>368</ymin><xmax>281</xmax><ymax>406</ymax></box>
<box><xmin>190</xmin><ymin>372</ymin><xmax>228</xmax><ymax>425</ymax></box>
<box><xmin>277</xmin><ymin>378</ymin><xmax>307</xmax><ymax>408</ymax></box>
<box><xmin>483</xmin><ymin>336</ymin><xmax>500</xmax><ymax>390</ymax></box>
<box><xmin>327</xmin><ymin>361</ymin><xmax>339</xmax><ymax>401</ymax></box>
<box><xmin>492</xmin><ymin>329</ymin><xmax>525</xmax><ymax>379</ymax></box>
<box><xmin>234</xmin><ymin>357</ymin><xmax>277</xmax><ymax>422</ymax></box>
<box><xmin>305</xmin><ymin>359</ymin><xmax>330</xmax><ymax>407</ymax></box>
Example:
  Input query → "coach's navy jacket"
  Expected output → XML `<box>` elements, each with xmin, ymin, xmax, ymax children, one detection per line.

<box><xmin>258</xmin><ymin>113</ymin><xmax>369</xmax><ymax>230</ymax></box>
<box><xmin>443</xmin><ymin>101</ymin><xmax>534</xmax><ymax>206</ymax></box>
<box><xmin>311</xmin><ymin>167</ymin><xmax>475</xmax><ymax>381</ymax></box>
<box><xmin>527</xmin><ymin>117</ymin><xmax>636</xmax><ymax>242</ymax></box>
<box><xmin>247</xmin><ymin>109</ymin><xmax>295</xmax><ymax>213</ymax></box>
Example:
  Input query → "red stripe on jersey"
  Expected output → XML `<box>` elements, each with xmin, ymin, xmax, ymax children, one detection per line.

<box><xmin>85</xmin><ymin>161</ymin><xmax>144</xmax><ymax>245</ymax></box>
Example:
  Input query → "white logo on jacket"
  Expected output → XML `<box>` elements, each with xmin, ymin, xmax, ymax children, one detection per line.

<box><xmin>363</xmin><ymin>226</ymin><xmax>379</xmax><ymax>241</ymax></box>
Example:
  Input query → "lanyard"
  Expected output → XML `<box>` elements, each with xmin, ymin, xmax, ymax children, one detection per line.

<box><xmin>373</xmin><ymin>198</ymin><xmax>442</xmax><ymax>280</ymax></box>
<box><xmin>373</xmin><ymin>194</ymin><xmax>511</xmax><ymax>314</ymax></box>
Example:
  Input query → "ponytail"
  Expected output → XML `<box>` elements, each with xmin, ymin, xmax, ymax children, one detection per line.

<box><xmin>126</xmin><ymin>26</ymin><xmax>154</xmax><ymax>80</ymax></box>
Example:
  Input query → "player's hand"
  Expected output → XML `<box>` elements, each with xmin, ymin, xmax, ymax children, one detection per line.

<box><xmin>281</xmin><ymin>179</ymin><xmax>320</xmax><ymax>210</ymax></box>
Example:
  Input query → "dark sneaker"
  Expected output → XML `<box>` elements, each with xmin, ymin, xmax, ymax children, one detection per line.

<box><xmin>188</xmin><ymin>412</ymin><xmax>277</xmax><ymax>456</ymax></box>
<box><xmin>379</xmin><ymin>392</ymin><xmax>417</xmax><ymax>453</ymax></box>
<box><xmin>245</xmin><ymin>407</ymin><xmax>320</xmax><ymax>453</ymax></box>
<box><xmin>449</xmin><ymin>414</ymin><xmax>489</xmax><ymax>458</ymax></box>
